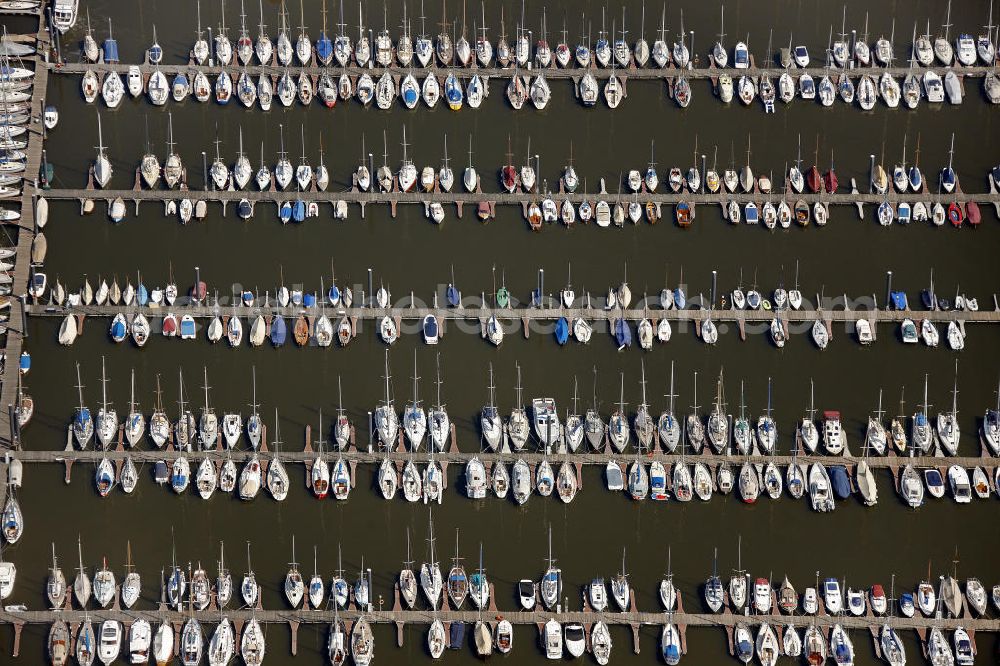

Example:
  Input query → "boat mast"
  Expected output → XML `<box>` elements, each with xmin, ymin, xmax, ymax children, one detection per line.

<box><xmin>667</xmin><ymin>361</ymin><xmax>676</xmax><ymax>416</ymax></box>
<box><xmin>76</xmin><ymin>362</ymin><xmax>86</xmax><ymax>411</ymax></box>
<box><xmin>951</xmin><ymin>360</ymin><xmax>958</xmax><ymax>418</ymax></box>
<box><xmin>100</xmin><ymin>355</ymin><xmax>109</xmax><ymax>421</ymax></box>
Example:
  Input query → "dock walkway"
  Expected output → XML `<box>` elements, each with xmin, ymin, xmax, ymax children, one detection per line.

<box><xmin>0</xmin><ymin>8</ymin><xmax>48</xmax><ymax>446</ymax></box>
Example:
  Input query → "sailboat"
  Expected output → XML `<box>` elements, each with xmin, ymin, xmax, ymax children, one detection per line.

<box><xmin>608</xmin><ymin>373</ymin><xmax>630</xmax><ymax>453</ymax></box>
<box><xmin>198</xmin><ymin>367</ymin><xmax>218</xmax><ymax>449</ymax></box>
<box><xmin>447</xmin><ymin>529</ymin><xmax>468</xmax><ymax>609</ymax></box>
<box><xmin>312</xmin><ymin>412</ymin><xmax>331</xmax><ymax>499</ymax></box>
<box><xmin>508</xmin><ymin>364</ymin><xmax>529</xmax><ymax>450</ymax></box>
<box><xmin>284</xmin><ymin>536</ymin><xmax>304</xmax><ymax>608</ymax></box>
<box><xmin>540</xmin><ymin>525</ymin><xmax>562</xmax><ymax>610</ymax></box>
<box><xmin>707</xmin><ymin>370</ymin><xmax>729</xmax><ymax>454</ymax></box>
<box><xmin>633</xmin><ymin>363</ymin><xmax>655</xmax><ymax>452</ymax></box>
<box><xmin>403</xmin><ymin>353</ymin><xmax>427</xmax><ymax>450</ymax></box>
<box><xmin>936</xmin><ymin>361</ymin><xmax>960</xmax><ymax>456</ymax></box>
<box><xmin>93</xmin><ymin>114</ymin><xmax>112</xmax><ymax>188</ymax></box>
<box><xmin>420</xmin><ymin>511</ymin><xmax>443</xmax><ymax>608</ymax></box>
<box><xmin>95</xmin><ymin>357</ymin><xmax>118</xmax><ymax>449</ymax></box>
<box><xmin>73</xmin><ymin>363</ymin><xmax>94</xmax><ymax>449</ymax></box>
<box><xmin>611</xmin><ymin>547</ymin><xmax>631</xmax><ymax>611</ymax></box>
<box><xmin>47</xmin><ymin>543</ymin><xmax>67</xmax><ymax>609</ymax></box>
<box><xmin>124</xmin><ymin>369</ymin><xmax>144</xmax><ymax>448</ymax></box>
<box><xmin>375</xmin><ymin>350</ymin><xmax>399</xmax><ymax>448</ymax></box>
<box><xmin>399</xmin><ymin>530</ymin><xmax>418</xmax><ymax>609</ymax></box>
<box><xmin>480</xmin><ymin>364</ymin><xmax>503</xmax><ymax>451</ymax></box>
<box><xmin>74</xmin><ymin>536</ymin><xmax>92</xmax><ymax>608</ymax></box>
<box><xmin>241</xmin><ymin>542</ymin><xmax>259</xmax><ymax>608</ymax></box>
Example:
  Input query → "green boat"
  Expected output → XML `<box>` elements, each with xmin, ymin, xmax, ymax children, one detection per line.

<box><xmin>496</xmin><ymin>286</ymin><xmax>509</xmax><ymax>309</ymax></box>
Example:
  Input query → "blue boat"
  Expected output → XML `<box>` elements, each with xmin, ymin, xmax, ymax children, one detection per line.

<box><xmin>446</xmin><ymin>284</ymin><xmax>460</xmax><ymax>307</ymax></box>
<box><xmin>270</xmin><ymin>315</ymin><xmax>287</xmax><ymax>346</ymax></box>
<box><xmin>103</xmin><ymin>38</ymin><xmax>120</xmax><ymax>64</ymax></box>
<box><xmin>292</xmin><ymin>200</ymin><xmax>306</xmax><ymax>222</ymax></box>
<box><xmin>110</xmin><ymin>318</ymin><xmax>126</xmax><ymax>342</ymax></box>
<box><xmin>448</xmin><ymin>621</ymin><xmax>464</xmax><ymax>649</ymax></box>
<box><xmin>95</xmin><ymin>464</ymin><xmax>114</xmax><ymax>492</ymax></box>
<box><xmin>897</xmin><ymin>201</ymin><xmax>911</xmax><ymax>224</ymax></box>
<box><xmin>554</xmin><ymin>317</ymin><xmax>569</xmax><ymax>345</ymax></box>
<box><xmin>402</xmin><ymin>83</ymin><xmax>418</xmax><ymax>107</ymax></box>
<box><xmin>179</xmin><ymin>317</ymin><xmax>196</xmax><ymax>338</ymax></box>
<box><xmin>18</xmin><ymin>351</ymin><xmax>30</xmax><ymax>374</ymax></box>
<box><xmin>614</xmin><ymin>318</ymin><xmax>632</xmax><ymax>349</ymax></box>
<box><xmin>328</xmin><ymin>284</ymin><xmax>341</xmax><ymax>306</ymax></box>
<box><xmin>279</xmin><ymin>201</ymin><xmax>293</xmax><ymax>223</ymax></box>
<box><xmin>137</xmin><ymin>284</ymin><xmax>149</xmax><ymax>306</ymax></box>
<box><xmin>423</xmin><ymin>315</ymin><xmax>439</xmax><ymax>342</ymax></box>
<box><xmin>444</xmin><ymin>73</ymin><xmax>464</xmax><ymax>109</ymax></box>
<box><xmin>75</xmin><ymin>408</ymin><xmax>92</xmax><ymax>436</ymax></box>
<box><xmin>828</xmin><ymin>465</ymin><xmax>851</xmax><ymax>499</ymax></box>
<box><xmin>303</xmin><ymin>292</ymin><xmax>317</xmax><ymax>308</ymax></box>
<box><xmin>170</xmin><ymin>467</ymin><xmax>187</xmax><ymax>493</ymax></box>
<box><xmin>941</xmin><ymin>167</ymin><xmax>956</xmax><ymax>191</ymax></box>
<box><xmin>890</xmin><ymin>291</ymin><xmax>908</xmax><ymax>311</ymax></box>
<box><xmin>316</xmin><ymin>33</ymin><xmax>333</xmax><ymax>65</ymax></box>
<box><xmin>673</xmin><ymin>288</ymin><xmax>686</xmax><ymax>309</ymax></box>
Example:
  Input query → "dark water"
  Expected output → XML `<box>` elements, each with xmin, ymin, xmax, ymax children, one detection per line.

<box><xmin>5</xmin><ymin>0</ymin><xmax>1000</xmax><ymax>664</ymax></box>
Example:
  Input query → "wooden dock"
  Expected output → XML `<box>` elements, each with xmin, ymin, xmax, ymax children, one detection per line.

<box><xmin>21</xmin><ymin>299</ymin><xmax>1000</xmax><ymax>326</ymax></box>
<box><xmin>49</xmin><ymin>59</ymin><xmax>1000</xmax><ymax>84</ymax></box>
<box><xmin>1</xmin><ymin>601</ymin><xmax>997</xmax><ymax>659</ymax></box>
<box><xmin>7</xmin><ymin>420</ymin><xmax>1000</xmax><ymax>492</ymax></box>
<box><xmin>0</xmin><ymin>9</ymin><xmax>49</xmax><ymax>447</ymax></box>
<box><xmin>35</xmin><ymin>186</ymin><xmax>1000</xmax><ymax>210</ymax></box>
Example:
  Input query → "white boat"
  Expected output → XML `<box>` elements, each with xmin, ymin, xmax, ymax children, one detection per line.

<box><xmin>97</xmin><ymin>620</ymin><xmax>121</xmax><ymax>666</ymax></box>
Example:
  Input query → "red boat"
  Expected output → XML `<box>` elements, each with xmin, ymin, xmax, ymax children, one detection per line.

<box><xmin>188</xmin><ymin>280</ymin><xmax>207</xmax><ymax>301</ymax></box>
<box><xmin>806</xmin><ymin>166</ymin><xmax>822</xmax><ymax>193</ymax></box>
<box><xmin>948</xmin><ymin>202</ymin><xmax>964</xmax><ymax>227</ymax></box>
<box><xmin>966</xmin><ymin>201</ymin><xmax>981</xmax><ymax>226</ymax></box>
<box><xmin>823</xmin><ymin>169</ymin><xmax>838</xmax><ymax>194</ymax></box>
<box><xmin>500</xmin><ymin>165</ymin><xmax>517</xmax><ymax>193</ymax></box>
<box><xmin>162</xmin><ymin>314</ymin><xmax>178</xmax><ymax>337</ymax></box>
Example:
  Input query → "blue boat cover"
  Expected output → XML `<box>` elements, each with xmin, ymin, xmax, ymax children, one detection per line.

<box><xmin>138</xmin><ymin>284</ymin><xmax>148</xmax><ymax>306</ymax></box>
<box><xmin>279</xmin><ymin>201</ymin><xmax>293</xmax><ymax>223</ymax></box>
<box><xmin>673</xmin><ymin>288</ymin><xmax>686</xmax><ymax>309</ymax></box>
<box><xmin>292</xmin><ymin>200</ymin><xmax>306</xmax><ymax>222</ymax></box>
<box><xmin>303</xmin><ymin>292</ymin><xmax>316</xmax><ymax>308</ymax></box>
<box><xmin>402</xmin><ymin>85</ymin><xmax>418</xmax><ymax>106</ymax></box>
<box><xmin>445</xmin><ymin>76</ymin><xmax>463</xmax><ymax>104</ymax></box>
<box><xmin>829</xmin><ymin>465</ymin><xmax>851</xmax><ymax>499</ymax></box>
<box><xmin>103</xmin><ymin>39</ymin><xmax>119</xmax><ymax>63</ymax></box>
<box><xmin>424</xmin><ymin>316</ymin><xmax>438</xmax><ymax>339</ymax></box>
<box><xmin>328</xmin><ymin>285</ymin><xmax>340</xmax><ymax>305</ymax></box>
<box><xmin>554</xmin><ymin>317</ymin><xmax>569</xmax><ymax>345</ymax></box>
<box><xmin>890</xmin><ymin>291</ymin><xmax>908</xmax><ymax>310</ymax></box>
<box><xmin>615</xmin><ymin>318</ymin><xmax>632</xmax><ymax>348</ymax></box>
<box><xmin>18</xmin><ymin>351</ymin><xmax>29</xmax><ymax>371</ymax></box>
<box><xmin>270</xmin><ymin>315</ymin><xmax>287</xmax><ymax>346</ymax></box>
<box><xmin>448</xmin><ymin>621</ymin><xmax>464</xmax><ymax>649</ymax></box>
<box><xmin>110</xmin><ymin>320</ymin><xmax>126</xmax><ymax>340</ymax></box>
<box><xmin>446</xmin><ymin>284</ymin><xmax>460</xmax><ymax>307</ymax></box>
<box><xmin>316</xmin><ymin>35</ymin><xmax>333</xmax><ymax>62</ymax></box>
<box><xmin>179</xmin><ymin>318</ymin><xmax>195</xmax><ymax>337</ymax></box>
